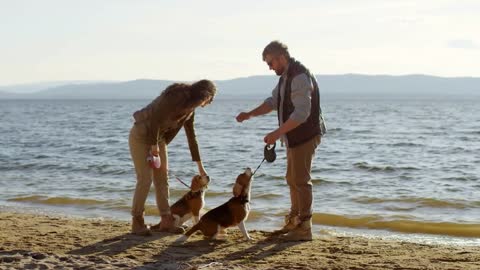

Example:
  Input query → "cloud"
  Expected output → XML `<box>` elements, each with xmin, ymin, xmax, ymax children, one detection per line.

<box><xmin>447</xmin><ymin>39</ymin><xmax>479</xmax><ymax>49</ymax></box>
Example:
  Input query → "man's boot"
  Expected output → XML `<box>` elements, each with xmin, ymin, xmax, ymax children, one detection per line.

<box><xmin>281</xmin><ymin>218</ymin><xmax>312</xmax><ymax>241</ymax></box>
<box><xmin>131</xmin><ymin>215</ymin><xmax>151</xmax><ymax>236</ymax></box>
<box><xmin>272</xmin><ymin>214</ymin><xmax>300</xmax><ymax>235</ymax></box>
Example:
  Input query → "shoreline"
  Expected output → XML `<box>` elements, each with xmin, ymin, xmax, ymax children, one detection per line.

<box><xmin>2</xmin><ymin>204</ymin><xmax>479</xmax><ymax>247</ymax></box>
<box><xmin>1</xmin><ymin>211</ymin><xmax>479</xmax><ymax>270</ymax></box>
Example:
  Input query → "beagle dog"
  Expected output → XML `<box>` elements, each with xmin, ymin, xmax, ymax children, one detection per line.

<box><xmin>175</xmin><ymin>168</ymin><xmax>253</xmax><ymax>243</ymax></box>
<box><xmin>170</xmin><ymin>174</ymin><xmax>210</xmax><ymax>227</ymax></box>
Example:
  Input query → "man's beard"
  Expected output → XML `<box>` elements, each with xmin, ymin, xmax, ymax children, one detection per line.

<box><xmin>275</xmin><ymin>67</ymin><xmax>285</xmax><ymax>75</ymax></box>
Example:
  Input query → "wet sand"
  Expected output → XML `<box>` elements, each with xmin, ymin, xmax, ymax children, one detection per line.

<box><xmin>1</xmin><ymin>211</ymin><xmax>479</xmax><ymax>269</ymax></box>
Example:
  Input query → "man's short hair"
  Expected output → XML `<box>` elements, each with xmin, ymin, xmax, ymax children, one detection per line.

<box><xmin>262</xmin><ymin>40</ymin><xmax>290</xmax><ymax>60</ymax></box>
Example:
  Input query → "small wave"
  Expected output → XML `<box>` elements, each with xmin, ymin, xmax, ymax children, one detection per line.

<box><xmin>399</xmin><ymin>175</ymin><xmax>414</xmax><ymax>180</ymax></box>
<box><xmin>354</xmin><ymin>162</ymin><xmax>396</xmax><ymax>172</ymax></box>
<box><xmin>466</xmin><ymin>130</ymin><xmax>480</xmax><ymax>135</ymax></box>
<box><xmin>0</xmin><ymin>162</ymin><xmax>130</xmax><ymax>176</ymax></box>
<box><xmin>311</xmin><ymin>178</ymin><xmax>330</xmax><ymax>184</ymax></box>
<box><xmin>442</xmin><ymin>176</ymin><xmax>477</xmax><ymax>182</ymax></box>
<box><xmin>103</xmin><ymin>139</ymin><xmax>122</xmax><ymax>144</ymax></box>
<box><xmin>8</xmin><ymin>195</ymin><xmax>108</xmax><ymax>206</ymax></box>
<box><xmin>390</xmin><ymin>142</ymin><xmax>423</xmax><ymax>147</ymax></box>
<box><xmin>312</xmin><ymin>213</ymin><xmax>480</xmax><ymax>237</ymax></box>
<box><xmin>82</xmin><ymin>164</ymin><xmax>130</xmax><ymax>176</ymax></box>
<box><xmin>383</xmin><ymin>206</ymin><xmax>416</xmax><ymax>211</ymax></box>
<box><xmin>267</xmin><ymin>175</ymin><xmax>285</xmax><ymax>180</ymax></box>
<box><xmin>72</xmin><ymin>146</ymin><xmax>106</xmax><ymax>155</ymax></box>
<box><xmin>353</xmin><ymin>130</ymin><xmax>371</xmax><ymax>134</ymax></box>
<box><xmin>253</xmin><ymin>193</ymin><xmax>282</xmax><ymax>199</ymax></box>
<box><xmin>457</xmin><ymin>136</ymin><xmax>474</xmax><ymax>142</ymax></box>
<box><xmin>352</xmin><ymin>196</ymin><xmax>475</xmax><ymax>209</ymax></box>
<box><xmin>311</xmin><ymin>178</ymin><xmax>352</xmax><ymax>186</ymax></box>
<box><xmin>311</xmin><ymin>167</ymin><xmax>339</xmax><ymax>173</ymax></box>
<box><xmin>33</xmin><ymin>154</ymin><xmax>50</xmax><ymax>159</ymax></box>
<box><xmin>354</xmin><ymin>162</ymin><xmax>420</xmax><ymax>172</ymax></box>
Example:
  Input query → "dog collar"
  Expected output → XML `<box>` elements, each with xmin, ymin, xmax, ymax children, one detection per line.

<box><xmin>186</xmin><ymin>190</ymin><xmax>203</xmax><ymax>200</ymax></box>
<box><xmin>237</xmin><ymin>195</ymin><xmax>249</xmax><ymax>204</ymax></box>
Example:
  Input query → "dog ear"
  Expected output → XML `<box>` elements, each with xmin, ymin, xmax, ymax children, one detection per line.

<box><xmin>235</xmin><ymin>173</ymin><xmax>247</xmax><ymax>186</ymax></box>
<box><xmin>233</xmin><ymin>182</ymin><xmax>243</xmax><ymax>197</ymax></box>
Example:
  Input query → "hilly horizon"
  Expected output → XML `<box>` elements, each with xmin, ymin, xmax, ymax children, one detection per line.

<box><xmin>0</xmin><ymin>74</ymin><xmax>479</xmax><ymax>100</ymax></box>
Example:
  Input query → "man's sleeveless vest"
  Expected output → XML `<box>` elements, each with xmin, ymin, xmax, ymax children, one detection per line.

<box><xmin>277</xmin><ymin>59</ymin><xmax>326</xmax><ymax>148</ymax></box>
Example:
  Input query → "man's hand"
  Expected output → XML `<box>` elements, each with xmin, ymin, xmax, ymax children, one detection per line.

<box><xmin>235</xmin><ymin>112</ymin><xmax>251</xmax><ymax>123</ymax></box>
<box><xmin>264</xmin><ymin>130</ymin><xmax>281</xmax><ymax>145</ymax></box>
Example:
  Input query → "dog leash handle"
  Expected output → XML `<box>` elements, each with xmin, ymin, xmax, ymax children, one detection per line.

<box><xmin>251</xmin><ymin>142</ymin><xmax>277</xmax><ymax>179</ymax></box>
<box><xmin>264</xmin><ymin>143</ymin><xmax>277</xmax><ymax>163</ymax></box>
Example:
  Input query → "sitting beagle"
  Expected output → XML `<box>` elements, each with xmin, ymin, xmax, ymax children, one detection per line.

<box><xmin>152</xmin><ymin>174</ymin><xmax>210</xmax><ymax>231</ymax></box>
<box><xmin>175</xmin><ymin>168</ymin><xmax>253</xmax><ymax>243</ymax></box>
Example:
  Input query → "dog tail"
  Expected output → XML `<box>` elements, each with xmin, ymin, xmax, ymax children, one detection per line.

<box><xmin>175</xmin><ymin>222</ymin><xmax>200</xmax><ymax>243</ymax></box>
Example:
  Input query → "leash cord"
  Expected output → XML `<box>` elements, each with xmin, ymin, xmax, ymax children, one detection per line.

<box><xmin>170</xmin><ymin>173</ymin><xmax>190</xmax><ymax>188</ymax></box>
<box><xmin>251</xmin><ymin>157</ymin><xmax>266</xmax><ymax>178</ymax></box>
<box><xmin>172</xmin><ymin>156</ymin><xmax>266</xmax><ymax>186</ymax></box>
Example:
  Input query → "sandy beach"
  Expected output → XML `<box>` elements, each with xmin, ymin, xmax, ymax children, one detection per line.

<box><xmin>0</xmin><ymin>212</ymin><xmax>478</xmax><ymax>270</ymax></box>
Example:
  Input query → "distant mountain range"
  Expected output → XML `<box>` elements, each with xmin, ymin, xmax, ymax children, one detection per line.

<box><xmin>0</xmin><ymin>80</ymin><xmax>112</xmax><ymax>94</ymax></box>
<box><xmin>0</xmin><ymin>74</ymin><xmax>479</xmax><ymax>100</ymax></box>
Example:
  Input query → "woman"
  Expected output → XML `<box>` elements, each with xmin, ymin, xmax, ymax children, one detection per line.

<box><xmin>129</xmin><ymin>79</ymin><xmax>216</xmax><ymax>235</ymax></box>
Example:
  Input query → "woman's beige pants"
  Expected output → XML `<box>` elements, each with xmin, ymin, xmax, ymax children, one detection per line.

<box><xmin>129</xmin><ymin>124</ymin><xmax>170</xmax><ymax>217</ymax></box>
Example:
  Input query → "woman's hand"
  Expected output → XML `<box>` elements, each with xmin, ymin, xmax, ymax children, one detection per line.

<box><xmin>150</xmin><ymin>145</ymin><xmax>159</xmax><ymax>156</ymax></box>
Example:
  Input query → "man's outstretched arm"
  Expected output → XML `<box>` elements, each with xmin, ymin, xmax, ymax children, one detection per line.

<box><xmin>236</xmin><ymin>101</ymin><xmax>273</xmax><ymax>122</ymax></box>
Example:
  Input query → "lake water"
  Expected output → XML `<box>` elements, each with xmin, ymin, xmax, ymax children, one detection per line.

<box><xmin>0</xmin><ymin>97</ymin><xmax>479</xmax><ymax>246</ymax></box>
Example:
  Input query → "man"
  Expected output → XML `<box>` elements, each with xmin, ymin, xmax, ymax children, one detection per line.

<box><xmin>236</xmin><ymin>41</ymin><xmax>326</xmax><ymax>241</ymax></box>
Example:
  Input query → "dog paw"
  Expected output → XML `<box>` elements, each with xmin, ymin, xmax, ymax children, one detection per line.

<box><xmin>213</xmin><ymin>235</ymin><xmax>225</xmax><ymax>241</ymax></box>
<box><xmin>243</xmin><ymin>236</ymin><xmax>254</xmax><ymax>242</ymax></box>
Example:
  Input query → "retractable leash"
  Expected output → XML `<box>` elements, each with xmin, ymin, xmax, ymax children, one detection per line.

<box><xmin>251</xmin><ymin>158</ymin><xmax>265</xmax><ymax>177</ymax></box>
<box><xmin>172</xmin><ymin>142</ymin><xmax>277</xmax><ymax>185</ymax></box>
<box><xmin>147</xmin><ymin>151</ymin><xmax>190</xmax><ymax>188</ymax></box>
<box><xmin>170</xmin><ymin>173</ymin><xmax>190</xmax><ymax>188</ymax></box>
<box><xmin>251</xmin><ymin>142</ymin><xmax>277</xmax><ymax>178</ymax></box>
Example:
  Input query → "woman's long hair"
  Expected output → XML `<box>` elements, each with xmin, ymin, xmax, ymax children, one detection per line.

<box><xmin>162</xmin><ymin>80</ymin><xmax>216</xmax><ymax>109</ymax></box>
<box><xmin>187</xmin><ymin>79</ymin><xmax>216</xmax><ymax>107</ymax></box>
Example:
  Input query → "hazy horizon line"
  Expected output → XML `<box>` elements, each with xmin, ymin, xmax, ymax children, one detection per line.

<box><xmin>3</xmin><ymin>72</ymin><xmax>480</xmax><ymax>88</ymax></box>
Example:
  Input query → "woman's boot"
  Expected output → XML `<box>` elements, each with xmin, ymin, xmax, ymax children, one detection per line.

<box><xmin>131</xmin><ymin>215</ymin><xmax>151</xmax><ymax>236</ymax></box>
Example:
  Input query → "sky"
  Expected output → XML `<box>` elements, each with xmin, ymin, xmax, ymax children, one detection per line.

<box><xmin>1</xmin><ymin>0</ymin><xmax>480</xmax><ymax>86</ymax></box>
